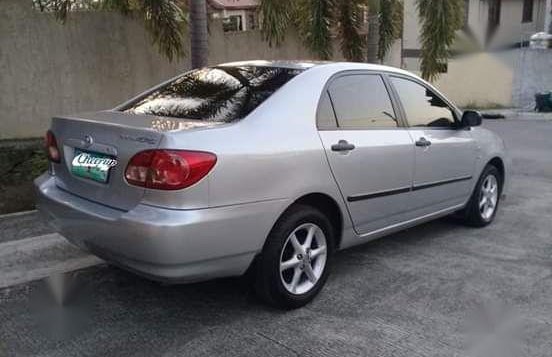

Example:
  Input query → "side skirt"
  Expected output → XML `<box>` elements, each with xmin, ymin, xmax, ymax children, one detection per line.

<box><xmin>340</xmin><ymin>203</ymin><xmax>466</xmax><ymax>249</ymax></box>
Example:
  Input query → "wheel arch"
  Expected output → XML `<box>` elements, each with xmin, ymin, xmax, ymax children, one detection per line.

<box><xmin>487</xmin><ymin>156</ymin><xmax>505</xmax><ymax>193</ymax></box>
<box><xmin>291</xmin><ymin>193</ymin><xmax>344</xmax><ymax>250</ymax></box>
<box><xmin>244</xmin><ymin>192</ymin><xmax>345</xmax><ymax>283</ymax></box>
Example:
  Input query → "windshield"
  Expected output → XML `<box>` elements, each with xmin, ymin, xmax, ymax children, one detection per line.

<box><xmin>123</xmin><ymin>66</ymin><xmax>303</xmax><ymax>122</ymax></box>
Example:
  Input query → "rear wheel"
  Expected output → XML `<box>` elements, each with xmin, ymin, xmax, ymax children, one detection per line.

<box><xmin>461</xmin><ymin>164</ymin><xmax>501</xmax><ymax>227</ymax></box>
<box><xmin>255</xmin><ymin>204</ymin><xmax>334</xmax><ymax>309</ymax></box>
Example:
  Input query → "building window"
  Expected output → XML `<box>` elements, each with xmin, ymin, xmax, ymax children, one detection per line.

<box><xmin>486</xmin><ymin>0</ymin><xmax>501</xmax><ymax>44</ymax></box>
<box><xmin>488</xmin><ymin>0</ymin><xmax>501</xmax><ymax>27</ymax></box>
<box><xmin>522</xmin><ymin>0</ymin><xmax>534</xmax><ymax>23</ymax></box>
<box><xmin>223</xmin><ymin>15</ymin><xmax>243</xmax><ymax>32</ymax></box>
<box><xmin>248</xmin><ymin>13</ymin><xmax>257</xmax><ymax>30</ymax></box>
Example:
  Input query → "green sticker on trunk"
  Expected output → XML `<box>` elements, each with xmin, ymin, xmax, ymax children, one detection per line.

<box><xmin>71</xmin><ymin>149</ymin><xmax>117</xmax><ymax>183</ymax></box>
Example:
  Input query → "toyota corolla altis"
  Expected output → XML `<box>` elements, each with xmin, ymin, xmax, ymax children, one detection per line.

<box><xmin>35</xmin><ymin>61</ymin><xmax>509</xmax><ymax>308</ymax></box>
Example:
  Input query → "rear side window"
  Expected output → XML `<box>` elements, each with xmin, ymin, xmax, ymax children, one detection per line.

<box><xmin>317</xmin><ymin>91</ymin><xmax>338</xmax><ymax>129</ymax></box>
<box><xmin>123</xmin><ymin>66</ymin><xmax>302</xmax><ymax>122</ymax></box>
<box><xmin>390</xmin><ymin>76</ymin><xmax>456</xmax><ymax>128</ymax></box>
<box><xmin>327</xmin><ymin>74</ymin><xmax>397</xmax><ymax>128</ymax></box>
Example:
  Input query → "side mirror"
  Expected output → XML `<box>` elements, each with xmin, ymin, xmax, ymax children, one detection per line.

<box><xmin>461</xmin><ymin>110</ymin><xmax>482</xmax><ymax>127</ymax></box>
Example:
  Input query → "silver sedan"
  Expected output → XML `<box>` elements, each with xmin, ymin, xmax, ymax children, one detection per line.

<box><xmin>35</xmin><ymin>61</ymin><xmax>509</xmax><ymax>308</ymax></box>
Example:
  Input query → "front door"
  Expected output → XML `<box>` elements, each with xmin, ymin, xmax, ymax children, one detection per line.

<box><xmin>317</xmin><ymin>73</ymin><xmax>415</xmax><ymax>235</ymax></box>
<box><xmin>390</xmin><ymin>76</ymin><xmax>477</xmax><ymax>215</ymax></box>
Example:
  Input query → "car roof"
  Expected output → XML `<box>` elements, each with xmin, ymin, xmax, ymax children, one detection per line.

<box><xmin>218</xmin><ymin>60</ymin><xmax>325</xmax><ymax>70</ymax></box>
<box><xmin>217</xmin><ymin>60</ymin><xmax>412</xmax><ymax>76</ymax></box>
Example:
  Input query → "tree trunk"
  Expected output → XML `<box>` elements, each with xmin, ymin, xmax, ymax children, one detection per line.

<box><xmin>189</xmin><ymin>0</ymin><xmax>209</xmax><ymax>68</ymax></box>
<box><xmin>366</xmin><ymin>15</ymin><xmax>380</xmax><ymax>63</ymax></box>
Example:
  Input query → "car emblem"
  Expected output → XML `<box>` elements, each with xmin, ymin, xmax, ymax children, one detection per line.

<box><xmin>84</xmin><ymin>135</ymin><xmax>94</xmax><ymax>146</ymax></box>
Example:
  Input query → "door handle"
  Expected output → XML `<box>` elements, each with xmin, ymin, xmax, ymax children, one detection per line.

<box><xmin>415</xmin><ymin>137</ymin><xmax>432</xmax><ymax>147</ymax></box>
<box><xmin>331</xmin><ymin>140</ymin><xmax>356</xmax><ymax>152</ymax></box>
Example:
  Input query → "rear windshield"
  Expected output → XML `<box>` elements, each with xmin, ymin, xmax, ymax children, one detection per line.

<box><xmin>123</xmin><ymin>66</ymin><xmax>302</xmax><ymax>122</ymax></box>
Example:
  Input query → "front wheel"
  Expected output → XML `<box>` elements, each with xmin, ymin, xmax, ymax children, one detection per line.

<box><xmin>461</xmin><ymin>164</ymin><xmax>502</xmax><ymax>227</ymax></box>
<box><xmin>255</xmin><ymin>204</ymin><xmax>334</xmax><ymax>309</ymax></box>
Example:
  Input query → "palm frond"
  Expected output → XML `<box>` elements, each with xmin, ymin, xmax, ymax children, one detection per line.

<box><xmin>295</xmin><ymin>0</ymin><xmax>334</xmax><ymax>60</ymax></box>
<box><xmin>101</xmin><ymin>0</ymin><xmax>133</xmax><ymax>14</ymax></box>
<box><xmin>336</xmin><ymin>0</ymin><xmax>365</xmax><ymax>62</ymax></box>
<box><xmin>258</xmin><ymin>0</ymin><xmax>296</xmax><ymax>46</ymax></box>
<box><xmin>417</xmin><ymin>0</ymin><xmax>463</xmax><ymax>81</ymax></box>
<box><xmin>378</xmin><ymin>0</ymin><xmax>403</xmax><ymax>61</ymax></box>
<box><xmin>139</xmin><ymin>0</ymin><xmax>187</xmax><ymax>62</ymax></box>
<box><xmin>33</xmin><ymin>0</ymin><xmax>103</xmax><ymax>21</ymax></box>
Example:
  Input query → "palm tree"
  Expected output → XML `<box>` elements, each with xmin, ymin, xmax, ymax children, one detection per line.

<box><xmin>258</xmin><ymin>0</ymin><xmax>367</xmax><ymax>62</ymax></box>
<box><xmin>258</xmin><ymin>0</ymin><xmax>404</xmax><ymax>64</ymax></box>
<box><xmin>189</xmin><ymin>0</ymin><xmax>209</xmax><ymax>68</ymax></box>
<box><xmin>417</xmin><ymin>0</ymin><xmax>464</xmax><ymax>81</ymax></box>
<box><xmin>377</xmin><ymin>0</ymin><xmax>403</xmax><ymax>62</ymax></box>
<box><xmin>364</xmin><ymin>0</ymin><xmax>403</xmax><ymax>64</ymax></box>
<box><xmin>259</xmin><ymin>0</ymin><xmax>464</xmax><ymax>81</ymax></box>
<box><xmin>36</xmin><ymin>0</ymin><xmax>463</xmax><ymax>80</ymax></box>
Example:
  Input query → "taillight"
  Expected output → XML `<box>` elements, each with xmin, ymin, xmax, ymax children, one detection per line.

<box><xmin>45</xmin><ymin>130</ymin><xmax>61</xmax><ymax>163</ymax></box>
<box><xmin>125</xmin><ymin>150</ymin><xmax>217</xmax><ymax>190</ymax></box>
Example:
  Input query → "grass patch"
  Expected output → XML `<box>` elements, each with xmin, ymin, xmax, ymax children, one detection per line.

<box><xmin>0</xmin><ymin>139</ymin><xmax>48</xmax><ymax>214</ymax></box>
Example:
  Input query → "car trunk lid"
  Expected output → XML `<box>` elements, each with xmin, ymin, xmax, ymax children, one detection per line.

<box><xmin>51</xmin><ymin>111</ymin><xmax>165</xmax><ymax>211</ymax></box>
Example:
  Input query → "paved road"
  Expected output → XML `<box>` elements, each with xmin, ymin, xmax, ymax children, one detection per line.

<box><xmin>1</xmin><ymin>118</ymin><xmax>552</xmax><ymax>356</ymax></box>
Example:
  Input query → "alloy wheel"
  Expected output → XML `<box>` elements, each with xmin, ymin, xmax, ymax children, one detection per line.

<box><xmin>479</xmin><ymin>174</ymin><xmax>499</xmax><ymax>221</ymax></box>
<box><xmin>279</xmin><ymin>223</ymin><xmax>328</xmax><ymax>295</ymax></box>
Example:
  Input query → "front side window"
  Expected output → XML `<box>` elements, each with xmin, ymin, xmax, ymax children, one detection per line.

<box><xmin>124</xmin><ymin>66</ymin><xmax>302</xmax><ymax>122</ymax></box>
<box><xmin>391</xmin><ymin>77</ymin><xmax>456</xmax><ymax>128</ymax></box>
<box><xmin>327</xmin><ymin>74</ymin><xmax>397</xmax><ymax>128</ymax></box>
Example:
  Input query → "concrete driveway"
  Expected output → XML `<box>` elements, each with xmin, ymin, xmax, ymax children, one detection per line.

<box><xmin>1</xmin><ymin>117</ymin><xmax>551</xmax><ymax>357</ymax></box>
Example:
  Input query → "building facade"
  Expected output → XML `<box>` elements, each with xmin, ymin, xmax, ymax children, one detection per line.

<box><xmin>399</xmin><ymin>0</ymin><xmax>552</xmax><ymax>108</ymax></box>
<box><xmin>208</xmin><ymin>0</ymin><xmax>259</xmax><ymax>32</ymax></box>
<box><xmin>403</xmin><ymin>0</ymin><xmax>551</xmax><ymax>71</ymax></box>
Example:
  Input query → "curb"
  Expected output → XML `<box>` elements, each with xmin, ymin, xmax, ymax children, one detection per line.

<box><xmin>0</xmin><ymin>209</ymin><xmax>38</xmax><ymax>220</ymax></box>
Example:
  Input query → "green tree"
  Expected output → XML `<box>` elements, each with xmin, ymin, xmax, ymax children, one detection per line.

<box><xmin>36</xmin><ymin>0</ymin><xmax>463</xmax><ymax>80</ymax></box>
<box><xmin>259</xmin><ymin>0</ymin><xmax>368</xmax><ymax>62</ymax></box>
<box><xmin>259</xmin><ymin>0</ymin><xmax>404</xmax><ymax>63</ymax></box>
<box><xmin>377</xmin><ymin>0</ymin><xmax>403</xmax><ymax>62</ymax></box>
<box><xmin>417</xmin><ymin>0</ymin><xmax>464</xmax><ymax>81</ymax></box>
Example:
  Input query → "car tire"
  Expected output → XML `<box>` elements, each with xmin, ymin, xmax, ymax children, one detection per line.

<box><xmin>461</xmin><ymin>164</ymin><xmax>502</xmax><ymax>227</ymax></box>
<box><xmin>255</xmin><ymin>204</ymin><xmax>335</xmax><ymax>309</ymax></box>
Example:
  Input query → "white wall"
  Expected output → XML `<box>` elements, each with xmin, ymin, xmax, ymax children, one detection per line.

<box><xmin>400</xmin><ymin>0</ymin><xmax>549</xmax><ymax>108</ymax></box>
<box><xmin>434</xmin><ymin>50</ymin><xmax>518</xmax><ymax>107</ymax></box>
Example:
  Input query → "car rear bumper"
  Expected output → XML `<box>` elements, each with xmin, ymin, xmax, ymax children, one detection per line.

<box><xmin>34</xmin><ymin>174</ymin><xmax>287</xmax><ymax>283</ymax></box>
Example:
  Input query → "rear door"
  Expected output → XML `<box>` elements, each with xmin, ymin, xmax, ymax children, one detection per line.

<box><xmin>317</xmin><ymin>72</ymin><xmax>415</xmax><ymax>235</ymax></box>
<box><xmin>389</xmin><ymin>76</ymin><xmax>477</xmax><ymax>214</ymax></box>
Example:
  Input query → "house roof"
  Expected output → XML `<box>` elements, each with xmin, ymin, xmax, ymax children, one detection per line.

<box><xmin>208</xmin><ymin>0</ymin><xmax>258</xmax><ymax>10</ymax></box>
